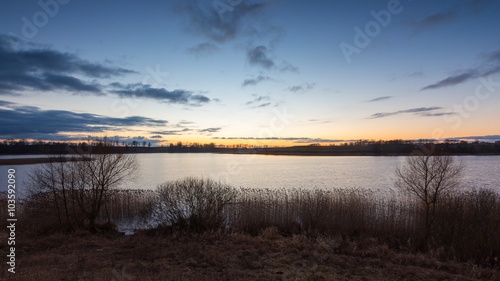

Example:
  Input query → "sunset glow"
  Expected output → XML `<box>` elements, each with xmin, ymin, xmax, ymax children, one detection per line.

<box><xmin>1</xmin><ymin>0</ymin><xmax>499</xmax><ymax>146</ymax></box>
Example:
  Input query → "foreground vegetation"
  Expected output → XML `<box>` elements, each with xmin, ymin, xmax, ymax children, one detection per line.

<box><xmin>2</xmin><ymin>229</ymin><xmax>499</xmax><ymax>280</ymax></box>
<box><xmin>152</xmin><ymin>178</ymin><xmax>500</xmax><ymax>266</ymax></box>
<box><xmin>3</xmin><ymin>178</ymin><xmax>499</xmax><ymax>268</ymax></box>
<box><xmin>1</xmin><ymin>151</ymin><xmax>498</xmax><ymax>279</ymax></box>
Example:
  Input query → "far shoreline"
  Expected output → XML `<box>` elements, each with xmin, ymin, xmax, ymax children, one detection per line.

<box><xmin>1</xmin><ymin>141</ymin><xmax>499</xmax><ymax>164</ymax></box>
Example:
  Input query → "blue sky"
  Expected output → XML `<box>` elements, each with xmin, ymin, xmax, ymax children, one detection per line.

<box><xmin>1</xmin><ymin>0</ymin><xmax>499</xmax><ymax>146</ymax></box>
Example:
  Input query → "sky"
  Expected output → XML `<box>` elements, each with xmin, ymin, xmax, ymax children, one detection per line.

<box><xmin>1</xmin><ymin>0</ymin><xmax>500</xmax><ymax>146</ymax></box>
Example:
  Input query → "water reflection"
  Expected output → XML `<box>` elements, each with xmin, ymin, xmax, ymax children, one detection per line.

<box><xmin>1</xmin><ymin>154</ymin><xmax>499</xmax><ymax>197</ymax></box>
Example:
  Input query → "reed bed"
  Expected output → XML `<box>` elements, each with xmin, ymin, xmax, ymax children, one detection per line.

<box><xmin>99</xmin><ymin>189</ymin><xmax>156</xmax><ymax>225</ymax></box>
<box><xmin>18</xmin><ymin>177</ymin><xmax>500</xmax><ymax>266</ymax></box>
<box><xmin>152</xmin><ymin>178</ymin><xmax>499</xmax><ymax>266</ymax></box>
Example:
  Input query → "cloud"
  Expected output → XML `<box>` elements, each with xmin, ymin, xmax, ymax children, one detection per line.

<box><xmin>150</xmin><ymin>128</ymin><xmax>191</xmax><ymax>136</ymax></box>
<box><xmin>0</xmin><ymin>34</ymin><xmax>213</xmax><ymax>106</ymax></box>
<box><xmin>414</xmin><ymin>10</ymin><xmax>457</xmax><ymax>30</ymax></box>
<box><xmin>213</xmin><ymin>136</ymin><xmax>347</xmax><ymax>143</ymax></box>
<box><xmin>488</xmin><ymin>50</ymin><xmax>500</xmax><ymax>61</ymax></box>
<box><xmin>412</xmin><ymin>1</ymin><xmax>494</xmax><ymax>32</ymax></box>
<box><xmin>421</xmin><ymin>50</ymin><xmax>500</xmax><ymax>90</ymax></box>
<box><xmin>108</xmin><ymin>83</ymin><xmax>211</xmax><ymax>105</ymax></box>
<box><xmin>0</xmin><ymin>100</ymin><xmax>168</xmax><ymax>139</ymax></box>
<box><xmin>199</xmin><ymin>127</ymin><xmax>221</xmax><ymax>133</ymax></box>
<box><xmin>247</xmin><ymin>46</ymin><xmax>275</xmax><ymax>69</ymax></box>
<box><xmin>242</xmin><ymin>75</ymin><xmax>272</xmax><ymax>87</ymax></box>
<box><xmin>246</xmin><ymin>46</ymin><xmax>299</xmax><ymax>74</ymax></box>
<box><xmin>408</xmin><ymin>71</ymin><xmax>424</xmax><ymax>78</ymax></box>
<box><xmin>449</xmin><ymin>134</ymin><xmax>500</xmax><ymax>142</ymax></box>
<box><xmin>244</xmin><ymin>95</ymin><xmax>274</xmax><ymax>108</ymax></box>
<box><xmin>419</xmin><ymin>112</ymin><xmax>455</xmax><ymax>117</ymax></box>
<box><xmin>175</xmin><ymin>120</ymin><xmax>196</xmax><ymax>128</ymax></box>
<box><xmin>43</xmin><ymin>73</ymin><xmax>102</xmax><ymax>94</ymax></box>
<box><xmin>0</xmin><ymin>35</ymin><xmax>134</xmax><ymax>95</ymax></box>
<box><xmin>365</xmin><ymin>96</ymin><xmax>393</xmax><ymax>102</ymax></box>
<box><xmin>288</xmin><ymin>83</ymin><xmax>315</xmax><ymax>93</ymax></box>
<box><xmin>187</xmin><ymin>42</ymin><xmax>218</xmax><ymax>56</ymax></box>
<box><xmin>421</xmin><ymin>73</ymin><xmax>476</xmax><ymax>90</ymax></box>
<box><xmin>368</xmin><ymin>106</ymin><xmax>453</xmax><ymax>119</ymax></box>
<box><xmin>175</xmin><ymin>1</ymin><xmax>291</xmax><ymax>73</ymax></box>
<box><xmin>466</xmin><ymin>0</ymin><xmax>495</xmax><ymax>14</ymax></box>
<box><xmin>279</xmin><ymin>61</ymin><xmax>299</xmax><ymax>73</ymax></box>
<box><xmin>176</xmin><ymin>0</ymin><xmax>268</xmax><ymax>43</ymax></box>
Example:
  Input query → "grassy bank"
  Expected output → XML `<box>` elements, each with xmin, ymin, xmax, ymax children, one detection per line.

<box><xmin>2</xmin><ymin>231</ymin><xmax>499</xmax><ymax>280</ymax></box>
<box><xmin>2</xmin><ymin>178</ymin><xmax>499</xmax><ymax>279</ymax></box>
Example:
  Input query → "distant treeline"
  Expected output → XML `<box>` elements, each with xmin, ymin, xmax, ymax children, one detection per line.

<box><xmin>1</xmin><ymin>139</ymin><xmax>499</xmax><ymax>156</ymax></box>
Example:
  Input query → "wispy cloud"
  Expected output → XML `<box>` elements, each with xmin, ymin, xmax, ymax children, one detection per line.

<box><xmin>421</xmin><ymin>50</ymin><xmax>500</xmax><ymax>90</ymax></box>
<box><xmin>288</xmin><ymin>83</ymin><xmax>315</xmax><ymax>93</ymax></box>
<box><xmin>109</xmin><ymin>83</ymin><xmax>210</xmax><ymax>105</ymax></box>
<box><xmin>244</xmin><ymin>94</ymin><xmax>275</xmax><ymax>108</ymax></box>
<box><xmin>279</xmin><ymin>61</ymin><xmax>299</xmax><ymax>73</ymax></box>
<box><xmin>365</xmin><ymin>96</ymin><xmax>393</xmax><ymax>103</ymax></box>
<box><xmin>368</xmin><ymin>106</ymin><xmax>454</xmax><ymax>119</ymax></box>
<box><xmin>199</xmin><ymin>127</ymin><xmax>221</xmax><ymax>133</ymax></box>
<box><xmin>409</xmin><ymin>71</ymin><xmax>424</xmax><ymax>78</ymax></box>
<box><xmin>213</xmin><ymin>136</ymin><xmax>348</xmax><ymax>143</ymax></box>
<box><xmin>449</xmin><ymin>134</ymin><xmax>500</xmax><ymax>142</ymax></box>
<box><xmin>187</xmin><ymin>42</ymin><xmax>218</xmax><ymax>57</ymax></box>
<box><xmin>414</xmin><ymin>9</ymin><xmax>457</xmax><ymax>30</ymax></box>
<box><xmin>411</xmin><ymin>1</ymin><xmax>494</xmax><ymax>32</ymax></box>
<box><xmin>176</xmin><ymin>0</ymin><xmax>268</xmax><ymax>43</ymax></box>
<box><xmin>421</xmin><ymin>73</ymin><xmax>476</xmax><ymax>90</ymax></box>
<box><xmin>241</xmin><ymin>75</ymin><xmax>272</xmax><ymax>87</ymax></box>
<box><xmin>151</xmin><ymin>128</ymin><xmax>191</xmax><ymax>135</ymax></box>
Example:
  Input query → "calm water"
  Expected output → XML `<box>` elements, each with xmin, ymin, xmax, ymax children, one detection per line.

<box><xmin>1</xmin><ymin>154</ymin><xmax>499</xmax><ymax>197</ymax></box>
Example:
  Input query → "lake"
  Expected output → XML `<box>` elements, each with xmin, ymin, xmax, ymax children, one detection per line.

<box><xmin>1</xmin><ymin>154</ymin><xmax>499</xmax><ymax>197</ymax></box>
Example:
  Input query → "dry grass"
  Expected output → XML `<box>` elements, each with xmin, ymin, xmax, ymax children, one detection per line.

<box><xmin>1</xmin><ymin>230</ymin><xmax>499</xmax><ymax>281</ymax></box>
<box><xmin>5</xmin><ymin>177</ymin><xmax>499</xmax><ymax>280</ymax></box>
<box><xmin>228</xmin><ymin>187</ymin><xmax>500</xmax><ymax>266</ymax></box>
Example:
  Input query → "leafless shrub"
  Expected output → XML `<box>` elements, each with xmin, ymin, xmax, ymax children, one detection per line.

<box><xmin>155</xmin><ymin>177</ymin><xmax>238</xmax><ymax>232</ymax></box>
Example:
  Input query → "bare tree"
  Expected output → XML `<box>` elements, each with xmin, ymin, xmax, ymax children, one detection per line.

<box><xmin>29</xmin><ymin>155</ymin><xmax>81</xmax><ymax>232</ymax></box>
<box><xmin>73</xmin><ymin>151</ymin><xmax>138</xmax><ymax>233</ymax></box>
<box><xmin>396</xmin><ymin>154</ymin><xmax>464</xmax><ymax>245</ymax></box>
<box><xmin>29</xmin><ymin>149</ymin><xmax>138</xmax><ymax>233</ymax></box>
